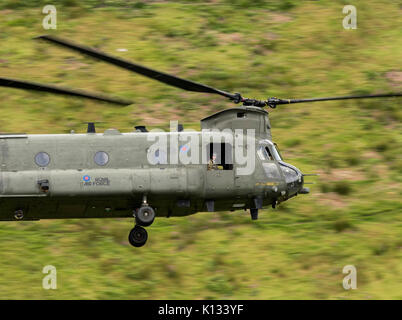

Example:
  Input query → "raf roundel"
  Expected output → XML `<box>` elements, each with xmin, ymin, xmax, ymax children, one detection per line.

<box><xmin>180</xmin><ymin>144</ymin><xmax>190</xmax><ymax>153</ymax></box>
<box><xmin>83</xmin><ymin>175</ymin><xmax>91</xmax><ymax>182</ymax></box>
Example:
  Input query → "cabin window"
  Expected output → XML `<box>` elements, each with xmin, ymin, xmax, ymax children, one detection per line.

<box><xmin>94</xmin><ymin>151</ymin><xmax>109</xmax><ymax>166</ymax></box>
<box><xmin>207</xmin><ymin>143</ymin><xmax>233</xmax><ymax>170</ymax></box>
<box><xmin>154</xmin><ymin>149</ymin><xmax>168</xmax><ymax>164</ymax></box>
<box><xmin>35</xmin><ymin>152</ymin><xmax>50</xmax><ymax>167</ymax></box>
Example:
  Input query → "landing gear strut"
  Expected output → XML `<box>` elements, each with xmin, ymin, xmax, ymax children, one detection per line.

<box><xmin>128</xmin><ymin>196</ymin><xmax>156</xmax><ymax>247</ymax></box>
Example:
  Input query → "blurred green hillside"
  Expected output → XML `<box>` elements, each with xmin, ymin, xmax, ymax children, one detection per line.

<box><xmin>0</xmin><ymin>0</ymin><xmax>401</xmax><ymax>299</ymax></box>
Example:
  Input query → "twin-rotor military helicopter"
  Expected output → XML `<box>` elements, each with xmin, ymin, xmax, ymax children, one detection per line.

<box><xmin>0</xmin><ymin>35</ymin><xmax>400</xmax><ymax>247</ymax></box>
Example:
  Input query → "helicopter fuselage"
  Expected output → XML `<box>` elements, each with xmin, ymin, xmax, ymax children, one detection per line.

<box><xmin>0</xmin><ymin>127</ymin><xmax>304</xmax><ymax>221</ymax></box>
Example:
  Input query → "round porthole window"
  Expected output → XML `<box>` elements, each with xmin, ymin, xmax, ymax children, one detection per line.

<box><xmin>154</xmin><ymin>149</ymin><xmax>167</xmax><ymax>164</ymax></box>
<box><xmin>35</xmin><ymin>152</ymin><xmax>50</xmax><ymax>167</ymax></box>
<box><xmin>94</xmin><ymin>151</ymin><xmax>109</xmax><ymax>166</ymax></box>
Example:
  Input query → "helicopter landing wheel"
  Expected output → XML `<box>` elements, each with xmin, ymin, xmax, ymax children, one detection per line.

<box><xmin>128</xmin><ymin>225</ymin><xmax>148</xmax><ymax>247</ymax></box>
<box><xmin>135</xmin><ymin>206</ymin><xmax>155</xmax><ymax>227</ymax></box>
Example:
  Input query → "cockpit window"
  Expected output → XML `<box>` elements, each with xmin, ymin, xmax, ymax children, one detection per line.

<box><xmin>258</xmin><ymin>143</ymin><xmax>283</xmax><ymax>162</ymax></box>
<box><xmin>272</xmin><ymin>144</ymin><xmax>283</xmax><ymax>161</ymax></box>
<box><xmin>257</xmin><ymin>146</ymin><xmax>273</xmax><ymax>161</ymax></box>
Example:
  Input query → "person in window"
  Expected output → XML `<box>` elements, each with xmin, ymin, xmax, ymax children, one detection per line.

<box><xmin>208</xmin><ymin>152</ymin><xmax>219</xmax><ymax>170</ymax></box>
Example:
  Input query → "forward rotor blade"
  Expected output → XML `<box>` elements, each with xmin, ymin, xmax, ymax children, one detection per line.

<box><xmin>0</xmin><ymin>77</ymin><xmax>132</xmax><ymax>105</ymax></box>
<box><xmin>36</xmin><ymin>35</ymin><xmax>237</xmax><ymax>100</ymax></box>
<box><xmin>268</xmin><ymin>93</ymin><xmax>402</xmax><ymax>106</ymax></box>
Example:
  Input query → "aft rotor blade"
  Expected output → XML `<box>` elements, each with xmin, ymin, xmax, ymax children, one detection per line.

<box><xmin>36</xmin><ymin>35</ymin><xmax>237</xmax><ymax>100</ymax></box>
<box><xmin>268</xmin><ymin>93</ymin><xmax>402</xmax><ymax>106</ymax></box>
<box><xmin>0</xmin><ymin>77</ymin><xmax>132</xmax><ymax>105</ymax></box>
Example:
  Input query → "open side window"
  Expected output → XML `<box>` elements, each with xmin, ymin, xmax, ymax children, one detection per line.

<box><xmin>207</xmin><ymin>143</ymin><xmax>233</xmax><ymax>170</ymax></box>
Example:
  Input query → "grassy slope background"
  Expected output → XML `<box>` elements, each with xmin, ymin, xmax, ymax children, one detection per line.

<box><xmin>0</xmin><ymin>0</ymin><xmax>401</xmax><ymax>299</ymax></box>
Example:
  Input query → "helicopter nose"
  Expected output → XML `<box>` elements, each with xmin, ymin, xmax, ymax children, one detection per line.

<box><xmin>279</xmin><ymin>162</ymin><xmax>303</xmax><ymax>196</ymax></box>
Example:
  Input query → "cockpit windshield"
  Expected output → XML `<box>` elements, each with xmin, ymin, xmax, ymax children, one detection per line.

<box><xmin>272</xmin><ymin>143</ymin><xmax>283</xmax><ymax>161</ymax></box>
<box><xmin>257</xmin><ymin>141</ymin><xmax>283</xmax><ymax>162</ymax></box>
<box><xmin>257</xmin><ymin>146</ymin><xmax>273</xmax><ymax>161</ymax></box>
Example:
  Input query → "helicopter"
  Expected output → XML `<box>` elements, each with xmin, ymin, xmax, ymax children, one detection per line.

<box><xmin>0</xmin><ymin>35</ymin><xmax>400</xmax><ymax>247</ymax></box>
